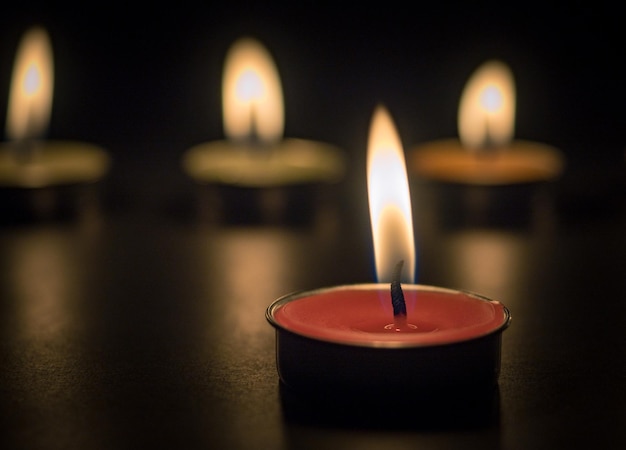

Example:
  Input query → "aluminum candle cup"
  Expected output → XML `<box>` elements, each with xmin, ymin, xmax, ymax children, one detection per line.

<box><xmin>182</xmin><ymin>139</ymin><xmax>345</xmax><ymax>224</ymax></box>
<box><xmin>266</xmin><ymin>284</ymin><xmax>511</xmax><ymax>398</ymax></box>
<box><xmin>0</xmin><ymin>141</ymin><xmax>110</xmax><ymax>220</ymax></box>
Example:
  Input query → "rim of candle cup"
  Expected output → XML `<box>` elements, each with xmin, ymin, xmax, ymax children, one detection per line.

<box><xmin>266</xmin><ymin>283</ymin><xmax>511</xmax><ymax>349</ymax></box>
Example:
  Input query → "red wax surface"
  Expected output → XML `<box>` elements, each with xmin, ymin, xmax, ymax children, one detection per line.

<box><xmin>271</xmin><ymin>284</ymin><xmax>509</xmax><ymax>347</ymax></box>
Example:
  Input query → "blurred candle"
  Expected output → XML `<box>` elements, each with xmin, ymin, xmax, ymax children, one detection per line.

<box><xmin>181</xmin><ymin>37</ymin><xmax>345</xmax><ymax>188</ymax></box>
<box><xmin>0</xmin><ymin>26</ymin><xmax>110</xmax><ymax>189</ymax></box>
<box><xmin>409</xmin><ymin>60</ymin><xmax>564</xmax><ymax>185</ymax></box>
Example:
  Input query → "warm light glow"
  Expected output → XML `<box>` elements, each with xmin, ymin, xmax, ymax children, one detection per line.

<box><xmin>222</xmin><ymin>37</ymin><xmax>284</xmax><ymax>144</ymax></box>
<box><xmin>6</xmin><ymin>26</ymin><xmax>54</xmax><ymax>141</ymax></box>
<box><xmin>367</xmin><ymin>105</ymin><xmax>415</xmax><ymax>283</ymax></box>
<box><xmin>449</xmin><ymin>230</ymin><xmax>524</xmax><ymax>297</ymax></box>
<box><xmin>458</xmin><ymin>60</ymin><xmax>515</xmax><ymax>151</ymax></box>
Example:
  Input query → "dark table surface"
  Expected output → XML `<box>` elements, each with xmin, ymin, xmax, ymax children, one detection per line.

<box><xmin>1</xmin><ymin>163</ymin><xmax>625</xmax><ymax>450</ymax></box>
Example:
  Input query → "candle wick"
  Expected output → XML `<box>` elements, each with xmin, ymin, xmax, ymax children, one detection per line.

<box><xmin>391</xmin><ymin>260</ymin><xmax>407</xmax><ymax>318</ymax></box>
<box><xmin>248</xmin><ymin>103</ymin><xmax>259</xmax><ymax>146</ymax></box>
<box><xmin>478</xmin><ymin>118</ymin><xmax>502</xmax><ymax>158</ymax></box>
<box><xmin>240</xmin><ymin>104</ymin><xmax>274</xmax><ymax>158</ymax></box>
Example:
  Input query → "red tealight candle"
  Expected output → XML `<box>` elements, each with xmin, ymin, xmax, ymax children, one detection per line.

<box><xmin>266</xmin><ymin>105</ymin><xmax>511</xmax><ymax>397</ymax></box>
<box><xmin>267</xmin><ymin>284</ymin><xmax>510</xmax><ymax>396</ymax></box>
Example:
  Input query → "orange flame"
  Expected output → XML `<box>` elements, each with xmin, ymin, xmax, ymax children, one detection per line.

<box><xmin>222</xmin><ymin>38</ymin><xmax>284</xmax><ymax>145</ymax></box>
<box><xmin>6</xmin><ymin>27</ymin><xmax>54</xmax><ymax>142</ymax></box>
<box><xmin>458</xmin><ymin>60</ymin><xmax>515</xmax><ymax>151</ymax></box>
<box><xmin>367</xmin><ymin>105</ymin><xmax>415</xmax><ymax>283</ymax></box>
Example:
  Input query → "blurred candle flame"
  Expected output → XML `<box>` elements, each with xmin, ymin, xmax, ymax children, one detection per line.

<box><xmin>458</xmin><ymin>60</ymin><xmax>515</xmax><ymax>151</ymax></box>
<box><xmin>222</xmin><ymin>38</ymin><xmax>284</xmax><ymax>145</ymax></box>
<box><xmin>367</xmin><ymin>105</ymin><xmax>415</xmax><ymax>283</ymax></box>
<box><xmin>6</xmin><ymin>26</ymin><xmax>54</xmax><ymax>142</ymax></box>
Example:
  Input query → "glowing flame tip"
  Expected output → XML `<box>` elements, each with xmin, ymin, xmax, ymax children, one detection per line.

<box><xmin>222</xmin><ymin>37</ymin><xmax>284</xmax><ymax>144</ymax></box>
<box><xmin>6</xmin><ymin>26</ymin><xmax>54</xmax><ymax>142</ymax></box>
<box><xmin>458</xmin><ymin>60</ymin><xmax>515</xmax><ymax>151</ymax></box>
<box><xmin>367</xmin><ymin>105</ymin><xmax>415</xmax><ymax>284</ymax></box>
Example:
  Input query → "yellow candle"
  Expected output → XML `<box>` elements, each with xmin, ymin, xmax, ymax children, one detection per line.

<box><xmin>181</xmin><ymin>37</ymin><xmax>345</xmax><ymax>188</ymax></box>
<box><xmin>409</xmin><ymin>60</ymin><xmax>564</xmax><ymax>185</ymax></box>
<box><xmin>0</xmin><ymin>140</ymin><xmax>109</xmax><ymax>188</ymax></box>
<box><xmin>0</xmin><ymin>26</ymin><xmax>110</xmax><ymax>188</ymax></box>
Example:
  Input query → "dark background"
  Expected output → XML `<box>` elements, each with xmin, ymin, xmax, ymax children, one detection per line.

<box><xmin>1</xmin><ymin>2</ymin><xmax>625</xmax><ymax>450</ymax></box>
<box><xmin>1</xmin><ymin>2</ymin><xmax>624</xmax><ymax>212</ymax></box>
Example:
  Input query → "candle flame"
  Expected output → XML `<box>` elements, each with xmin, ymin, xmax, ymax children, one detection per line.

<box><xmin>458</xmin><ymin>60</ymin><xmax>515</xmax><ymax>151</ymax></box>
<box><xmin>367</xmin><ymin>105</ymin><xmax>415</xmax><ymax>283</ymax></box>
<box><xmin>222</xmin><ymin>37</ymin><xmax>284</xmax><ymax>145</ymax></box>
<box><xmin>6</xmin><ymin>26</ymin><xmax>54</xmax><ymax>142</ymax></box>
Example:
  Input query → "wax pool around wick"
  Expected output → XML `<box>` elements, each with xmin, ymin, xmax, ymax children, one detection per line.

<box><xmin>181</xmin><ymin>138</ymin><xmax>346</xmax><ymax>188</ymax></box>
<box><xmin>269</xmin><ymin>284</ymin><xmax>508</xmax><ymax>346</ymax></box>
<box><xmin>409</xmin><ymin>138</ymin><xmax>565</xmax><ymax>185</ymax></box>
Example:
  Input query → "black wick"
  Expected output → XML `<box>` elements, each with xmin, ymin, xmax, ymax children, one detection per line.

<box><xmin>391</xmin><ymin>260</ymin><xmax>407</xmax><ymax>318</ymax></box>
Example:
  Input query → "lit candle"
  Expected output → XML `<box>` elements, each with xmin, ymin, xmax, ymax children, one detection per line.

<box><xmin>266</xmin><ymin>105</ymin><xmax>511</xmax><ymax>396</ymax></box>
<box><xmin>0</xmin><ymin>26</ymin><xmax>110</xmax><ymax>189</ymax></box>
<box><xmin>409</xmin><ymin>60</ymin><xmax>564</xmax><ymax>185</ymax></box>
<box><xmin>181</xmin><ymin>37</ymin><xmax>345</xmax><ymax>188</ymax></box>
